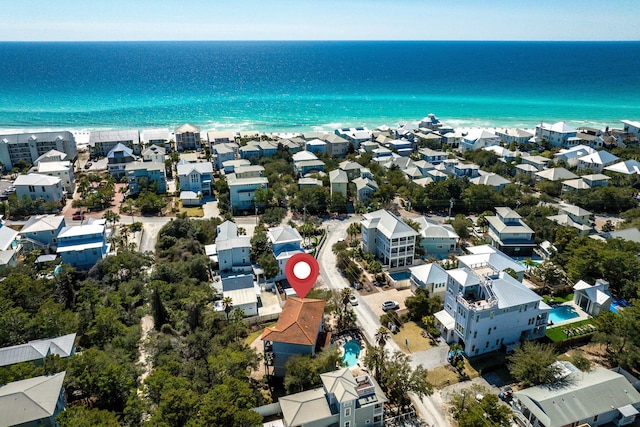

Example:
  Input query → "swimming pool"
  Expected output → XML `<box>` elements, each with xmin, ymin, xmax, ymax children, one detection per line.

<box><xmin>342</xmin><ymin>341</ymin><xmax>361</xmax><ymax>368</ymax></box>
<box><xmin>549</xmin><ymin>305</ymin><xmax>579</xmax><ymax>324</ymax></box>
<box><xmin>389</xmin><ymin>271</ymin><xmax>411</xmax><ymax>281</ymax></box>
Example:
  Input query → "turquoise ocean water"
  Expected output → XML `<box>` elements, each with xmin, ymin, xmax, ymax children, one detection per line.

<box><xmin>0</xmin><ymin>41</ymin><xmax>639</xmax><ymax>132</ymax></box>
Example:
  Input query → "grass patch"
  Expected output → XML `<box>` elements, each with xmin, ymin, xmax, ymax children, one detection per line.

<box><xmin>178</xmin><ymin>206</ymin><xmax>204</xmax><ymax>217</ymax></box>
<box><xmin>428</xmin><ymin>359</ymin><xmax>479</xmax><ymax>388</ymax></box>
<box><xmin>245</xmin><ymin>322</ymin><xmax>277</xmax><ymax>345</ymax></box>
<box><xmin>546</xmin><ymin>318</ymin><xmax>596</xmax><ymax>342</ymax></box>
<box><xmin>542</xmin><ymin>293</ymin><xmax>574</xmax><ymax>304</ymax></box>
<box><xmin>390</xmin><ymin>321</ymin><xmax>434</xmax><ymax>353</ymax></box>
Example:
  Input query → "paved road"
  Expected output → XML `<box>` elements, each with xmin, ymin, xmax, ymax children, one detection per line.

<box><xmin>316</xmin><ymin>216</ymin><xmax>450</xmax><ymax>427</ymax></box>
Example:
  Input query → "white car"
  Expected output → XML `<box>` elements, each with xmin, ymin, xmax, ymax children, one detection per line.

<box><xmin>349</xmin><ymin>294</ymin><xmax>358</xmax><ymax>306</ymax></box>
<box><xmin>381</xmin><ymin>301</ymin><xmax>399</xmax><ymax>311</ymax></box>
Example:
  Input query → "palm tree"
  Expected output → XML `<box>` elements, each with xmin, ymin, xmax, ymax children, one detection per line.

<box><xmin>347</xmin><ymin>222</ymin><xmax>361</xmax><ymax>242</ymax></box>
<box><xmin>103</xmin><ymin>210</ymin><xmax>120</xmax><ymax>228</ymax></box>
<box><xmin>222</xmin><ymin>296</ymin><xmax>233</xmax><ymax>321</ymax></box>
<box><xmin>375</xmin><ymin>327</ymin><xmax>390</xmax><ymax>349</ymax></box>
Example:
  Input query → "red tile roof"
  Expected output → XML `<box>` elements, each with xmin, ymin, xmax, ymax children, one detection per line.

<box><xmin>261</xmin><ymin>297</ymin><xmax>325</xmax><ymax>346</ymax></box>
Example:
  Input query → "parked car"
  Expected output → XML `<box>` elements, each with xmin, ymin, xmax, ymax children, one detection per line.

<box><xmin>84</xmin><ymin>161</ymin><xmax>93</xmax><ymax>169</ymax></box>
<box><xmin>349</xmin><ymin>294</ymin><xmax>358</xmax><ymax>306</ymax></box>
<box><xmin>72</xmin><ymin>211</ymin><xmax>85</xmax><ymax>221</ymax></box>
<box><xmin>381</xmin><ymin>301</ymin><xmax>399</xmax><ymax>311</ymax></box>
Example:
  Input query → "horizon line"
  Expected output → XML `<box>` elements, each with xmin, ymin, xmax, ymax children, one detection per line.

<box><xmin>1</xmin><ymin>39</ymin><xmax>639</xmax><ymax>43</ymax></box>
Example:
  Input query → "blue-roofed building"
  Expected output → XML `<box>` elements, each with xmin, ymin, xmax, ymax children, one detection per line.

<box><xmin>56</xmin><ymin>223</ymin><xmax>110</xmax><ymax>270</ymax></box>
<box><xmin>268</xmin><ymin>226</ymin><xmax>304</xmax><ymax>281</ymax></box>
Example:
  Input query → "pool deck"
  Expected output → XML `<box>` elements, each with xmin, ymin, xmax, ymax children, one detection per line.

<box><xmin>549</xmin><ymin>301</ymin><xmax>590</xmax><ymax>327</ymax></box>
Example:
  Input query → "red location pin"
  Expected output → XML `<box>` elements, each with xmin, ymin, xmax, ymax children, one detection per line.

<box><xmin>285</xmin><ymin>253</ymin><xmax>319</xmax><ymax>299</ymax></box>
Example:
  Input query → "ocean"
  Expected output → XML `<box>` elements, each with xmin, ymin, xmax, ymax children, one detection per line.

<box><xmin>0</xmin><ymin>41</ymin><xmax>639</xmax><ymax>133</ymax></box>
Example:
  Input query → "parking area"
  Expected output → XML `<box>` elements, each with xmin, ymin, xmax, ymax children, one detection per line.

<box><xmin>361</xmin><ymin>287</ymin><xmax>414</xmax><ymax>317</ymax></box>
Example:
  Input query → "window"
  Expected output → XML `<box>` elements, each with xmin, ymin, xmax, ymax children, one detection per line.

<box><xmin>345</xmin><ymin>422</ymin><xmax>350</xmax><ymax>427</ymax></box>
<box><xmin>29</xmin><ymin>185</ymin><xmax>35</xmax><ymax>192</ymax></box>
<box><xmin>345</xmin><ymin>408</ymin><xmax>351</xmax><ymax>417</ymax></box>
<box><xmin>485</xmin><ymin>341</ymin><xmax>489</xmax><ymax>348</ymax></box>
<box><xmin>488</xmin><ymin>328</ymin><xmax>491</xmax><ymax>335</ymax></box>
<box><xmin>473</xmin><ymin>331</ymin><xmax>477</xmax><ymax>339</ymax></box>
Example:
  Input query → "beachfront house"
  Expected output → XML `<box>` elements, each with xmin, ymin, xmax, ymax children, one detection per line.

<box><xmin>0</xmin><ymin>131</ymin><xmax>78</xmax><ymax>171</ymax></box>
<box><xmin>125</xmin><ymin>161</ymin><xmax>167</xmax><ymax>194</ymax></box>
<box><xmin>513</xmin><ymin>365</ymin><xmax>640</xmax><ymax>427</ymax></box>
<box><xmin>107</xmin><ymin>143</ymin><xmax>135</xmax><ymax>179</ymax></box>
<box><xmin>495</xmin><ymin>128</ymin><xmax>534</xmax><ymax>145</ymax></box>
<box><xmin>261</xmin><ymin>297</ymin><xmax>326</xmax><ymax>377</ymax></box>
<box><xmin>0</xmin><ymin>372</ymin><xmax>67</xmax><ymax>427</ymax></box>
<box><xmin>90</xmin><ymin>129</ymin><xmax>140</xmax><ymax>157</ymax></box>
<box><xmin>434</xmin><ymin>265</ymin><xmax>549</xmax><ymax>356</ymax></box>
<box><xmin>278</xmin><ymin>368</ymin><xmax>387</xmax><ymax>427</ymax></box>
<box><xmin>485</xmin><ymin>207</ymin><xmax>536</xmax><ymax>256</ymax></box>
<box><xmin>141</xmin><ymin>128</ymin><xmax>173</xmax><ymax>152</ymax></box>
<box><xmin>177</xmin><ymin>160</ymin><xmax>213</xmax><ymax>197</ymax></box>
<box><xmin>174</xmin><ymin>123</ymin><xmax>201</xmax><ymax>151</ymax></box>
<box><xmin>56</xmin><ymin>222</ymin><xmax>110</xmax><ymax>270</ymax></box>
<box><xmin>227</xmin><ymin>165</ymin><xmax>269</xmax><ymax>213</ymax></box>
<box><xmin>267</xmin><ymin>226</ymin><xmax>304</xmax><ymax>281</ymax></box>
<box><xmin>361</xmin><ymin>209</ymin><xmax>418</xmax><ymax>270</ymax></box>
<box><xmin>141</xmin><ymin>144</ymin><xmax>166</xmax><ymax>163</ymax></box>
<box><xmin>207</xmin><ymin>130</ymin><xmax>236</xmax><ymax>147</ymax></box>
<box><xmin>305</xmin><ymin>138</ymin><xmax>327</xmax><ymax>156</ymax></box>
<box><xmin>329</xmin><ymin>169</ymin><xmax>348</xmax><ymax>197</ymax></box>
<box><xmin>622</xmin><ymin>119</ymin><xmax>640</xmax><ymax>138</ymax></box>
<box><xmin>335</xmin><ymin>127</ymin><xmax>372</xmax><ymax>149</ymax></box>
<box><xmin>409</xmin><ymin>262</ymin><xmax>449</xmax><ymax>299</ymax></box>
<box><xmin>535</xmin><ymin>121</ymin><xmax>577</xmax><ymax>148</ymax></box>
<box><xmin>0</xmin><ymin>333</ymin><xmax>76</xmax><ymax>368</ymax></box>
<box><xmin>14</xmin><ymin>173</ymin><xmax>65</xmax><ymax>205</ymax></box>
<box><xmin>212</xmin><ymin>143</ymin><xmax>237</xmax><ymax>170</ymax></box>
<box><xmin>19</xmin><ymin>214</ymin><xmax>65</xmax><ymax>250</ymax></box>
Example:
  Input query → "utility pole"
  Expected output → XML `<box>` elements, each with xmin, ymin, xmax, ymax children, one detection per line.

<box><xmin>448</xmin><ymin>198</ymin><xmax>454</xmax><ymax>221</ymax></box>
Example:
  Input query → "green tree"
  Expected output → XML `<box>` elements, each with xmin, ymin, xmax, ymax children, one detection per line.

<box><xmin>57</xmin><ymin>407</ymin><xmax>122</xmax><ymax>427</ymax></box>
<box><xmin>404</xmin><ymin>288</ymin><xmax>441</xmax><ymax>321</ymax></box>
<box><xmin>507</xmin><ymin>342</ymin><xmax>560</xmax><ymax>386</ymax></box>
<box><xmin>102</xmin><ymin>210</ymin><xmax>121</xmax><ymax>227</ymax></box>
<box><xmin>258</xmin><ymin>252</ymin><xmax>279</xmax><ymax>280</ymax></box>
<box><xmin>383</xmin><ymin>351</ymin><xmax>433</xmax><ymax>414</ymax></box>
<box><xmin>284</xmin><ymin>346</ymin><xmax>343</xmax><ymax>393</ymax></box>
<box><xmin>450</xmin><ymin>214</ymin><xmax>472</xmax><ymax>239</ymax></box>
<box><xmin>450</xmin><ymin>384</ymin><xmax>513</xmax><ymax>427</ymax></box>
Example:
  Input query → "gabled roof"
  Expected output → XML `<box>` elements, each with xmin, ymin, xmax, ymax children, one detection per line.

<box><xmin>562</xmin><ymin>178</ymin><xmax>591</xmax><ymax>190</ymax></box>
<box><xmin>174</xmin><ymin>123</ymin><xmax>200</xmax><ymax>133</ymax></box>
<box><xmin>412</xmin><ymin>217</ymin><xmax>459</xmax><ymax>239</ymax></box>
<box><xmin>352</xmin><ymin>177</ymin><xmax>378</xmax><ymax>192</ymax></box>
<box><xmin>550</xmin><ymin>121</ymin><xmax>576</xmax><ymax>133</ymax></box>
<box><xmin>107</xmin><ymin>143</ymin><xmax>133</xmax><ymax>158</ymax></box>
<box><xmin>464</xmin><ymin>129</ymin><xmax>499</xmax><ymax>142</ymax></box>
<box><xmin>339</xmin><ymin>160</ymin><xmax>361</xmax><ymax>171</ymax></box>
<box><xmin>578</xmin><ymin>150</ymin><xmax>619</xmax><ymax>165</ymax></box>
<box><xmin>470</xmin><ymin>173</ymin><xmax>511</xmax><ymax>187</ymax></box>
<box><xmin>559</xmin><ymin>204</ymin><xmax>592</xmax><ymax>217</ymax></box>
<box><xmin>34</xmin><ymin>149</ymin><xmax>67</xmax><ymax>165</ymax></box>
<box><xmin>176</xmin><ymin>161</ymin><xmax>213</xmax><ymax>176</ymax></box>
<box><xmin>267</xmin><ymin>226</ymin><xmax>302</xmax><ymax>245</ymax></box>
<box><xmin>361</xmin><ymin>210</ymin><xmax>418</xmax><ymax>240</ymax></box>
<box><xmin>604</xmin><ymin>159</ymin><xmax>640</xmax><ymax>175</ymax></box>
<box><xmin>89</xmin><ymin>129</ymin><xmax>139</xmax><ymax>144</ymax></box>
<box><xmin>142</xmin><ymin>144</ymin><xmax>165</xmax><ymax>157</ymax></box>
<box><xmin>216</xmin><ymin>220</ymin><xmax>238</xmax><ymax>242</ymax></box>
<box><xmin>0</xmin><ymin>372</ymin><xmax>66</xmax><ymax>426</ymax></box>
<box><xmin>0</xmin><ymin>333</ymin><xmax>76</xmax><ymax>367</ymax></box>
<box><xmin>261</xmin><ymin>297</ymin><xmax>325</xmax><ymax>345</ymax></box>
<box><xmin>321</xmin><ymin>368</ymin><xmax>358</xmax><ymax>403</ymax></box>
<box><xmin>514</xmin><ymin>367</ymin><xmax>640</xmax><ymax>427</ymax></box>
<box><xmin>535</xmin><ymin>167</ymin><xmax>578</xmax><ymax>181</ymax></box>
<box><xmin>58</xmin><ymin>224</ymin><xmax>104</xmax><ymax>239</ymax></box>
<box><xmin>292</xmin><ymin>150</ymin><xmax>319</xmax><ymax>162</ymax></box>
<box><xmin>491</xmin><ymin>272</ymin><xmax>541</xmax><ymax>308</ymax></box>
<box><xmin>20</xmin><ymin>215</ymin><xmax>65</xmax><ymax>234</ymax></box>
<box><xmin>279</xmin><ymin>387</ymin><xmax>333</xmax><ymax>426</ymax></box>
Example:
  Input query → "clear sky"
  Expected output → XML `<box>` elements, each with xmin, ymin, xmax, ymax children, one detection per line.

<box><xmin>2</xmin><ymin>0</ymin><xmax>639</xmax><ymax>41</ymax></box>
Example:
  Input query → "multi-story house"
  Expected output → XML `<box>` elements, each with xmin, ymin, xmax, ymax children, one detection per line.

<box><xmin>35</xmin><ymin>160</ymin><xmax>75</xmax><ymax>194</ymax></box>
<box><xmin>469</xmin><ymin>173</ymin><xmax>511</xmax><ymax>190</ymax></box>
<box><xmin>141</xmin><ymin>128</ymin><xmax>173</xmax><ymax>152</ymax></box>
<box><xmin>292</xmin><ymin>150</ymin><xmax>325</xmax><ymax>175</ymax></box>
<box><xmin>0</xmin><ymin>372</ymin><xmax>67</xmax><ymax>427</ymax></box>
<box><xmin>324</xmin><ymin>133</ymin><xmax>349</xmax><ymax>157</ymax></box>
<box><xmin>261</xmin><ymin>297</ymin><xmax>326</xmax><ymax>377</ymax></box>
<box><xmin>207</xmin><ymin>130</ymin><xmax>236</xmax><ymax>147</ymax></box>
<box><xmin>90</xmin><ymin>129</ymin><xmax>140</xmax><ymax>157</ymax></box>
<box><xmin>335</xmin><ymin>127</ymin><xmax>372</xmax><ymax>149</ymax></box>
<box><xmin>56</xmin><ymin>222</ymin><xmax>110</xmax><ymax>270</ymax></box>
<box><xmin>279</xmin><ymin>368</ymin><xmax>387</xmax><ymax>427</ymax></box>
<box><xmin>106</xmin><ymin>143</ymin><xmax>135</xmax><ymax>179</ymax></box>
<box><xmin>227</xmin><ymin>166</ymin><xmax>269</xmax><ymax>213</ymax></box>
<box><xmin>495</xmin><ymin>128</ymin><xmax>533</xmax><ymax>145</ymax></box>
<box><xmin>19</xmin><ymin>214</ymin><xmax>65</xmax><ymax>250</ymax></box>
<box><xmin>142</xmin><ymin>144</ymin><xmax>166</xmax><ymax>163</ymax></box>
<box><xmin>435</xmin><ymin>266</ymin><xmax>549</xmax><ymax>356</ymax></box>
<box><xmin>413</xmin><ymin>216</ymin><xmax>459</xmax><ymax>256</ymax></box>
<box><xmin>339</xmin><ymin>160</ymin><xmax>362</xmax><ymax>181</ymax></box>
<box><xmin>605</xmin><ymin>159</ymin><xmax>640</xmax><ymax>175</ymax></box>
<box><xmin>553</xmin><ymin>144</ymin><xmax>595</xmax><ymax>167</ymax></box>
<box><xmin>14</xmin><ymin>174</ymin><xmax>65</xmax><ymax>204</ymax></box>
<box><xmin>177</xmin><ymin>160</ymin><xmax>213</xmax><ymax>196</ymax></box>
<box><xmin>174</xmin><ymin>123</ymin><xmax>201</xmax><ymax>151</ymax></box>
<box><xmin>0</xmin><ymin>131</ymin><xmax>77</xmax><ymax>171</ymax></box>
<box><xmin>409</xmin><ymin>262</ymin><xmax>449</xmax><ymax>299</ymax></box>
<box><xmin>485</xmin><ymin>207</ymin><xmax>536</xmax><ymax>256</ymax></box>
<box><xmin>214</xmin><ymin>220</ymin><xmax>252</xmax><ymax>274</ymax></box>
<box><xmin>419</xmin><ymin>113</ymin><xmax>444</xmax><ymax>131</ymax></box>
<box><xmin>419</xmin><ymin>147</ymin><xmax>447</xmax><ymax>165</ymax></box>
<box><xmin>125</xmin><ymin>161</ymin><xmax>167</xmax><ymax>194</ymax></box>
<box><xmin>621</xmin><ymin>119</ymin><xmax>640</xmax><ymax>138</ymax></box>
<box><xmin>329</xmin><ymin>169</ymin><xmax>348</xmax><ymax>198</ymax></box>
<box><xmin>305</xmin><ymin>138</ymin><xmax>327</xmax><ymax>156</ymax></box>
<box><xmin>535</xmin><ymin>121</ymin><xmax>577</xmax><ymax>148</ymax></box>
<box><xmin>577</xmin><ymin>150</ymin><xmax>620</xmax><ymax>173</ymax></box>
<box><xmin>352</xmin><ymin>177</ymin><xmax>378</xmax><ymax>202</ymax></box>
<box><xmin>460</xmin><ymin>129</ymin><xmax>501</xmax><ymax>151</ymax></box>
<box><xmin>212</xmin><ymin>143</ymin><xmax>236</xmax><ymax>170</ymax></box>
<box><xmin>267</xmin><ymin>226</ymin><xmax>304</xmax><ymax>281</ymax></box>
<box><xmin>361</xmin><ymin>209</ymin><xmax>418</xmax><ymax>269</ymax></box>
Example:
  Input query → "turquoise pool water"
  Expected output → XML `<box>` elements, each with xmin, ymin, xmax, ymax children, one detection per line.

<box><xmin>389</xmin><ymin>271</ymin><xmax>411</xmax><ymax>281</ymax></box>
<box><xmin>549</xmin><ymin>306</ymin><xmax>579</xmax><ymax>323</ymax></box>
<box><xmin>342</xmin><ymin>341</ymin><xmax>361</xmax><ymax>368</ymax></box>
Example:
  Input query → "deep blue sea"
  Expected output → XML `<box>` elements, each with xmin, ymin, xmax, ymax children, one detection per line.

<box><xmin>0</xmin><ymin>41</ymin><xmax>639</xmax><ymax>133</ymax></box>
